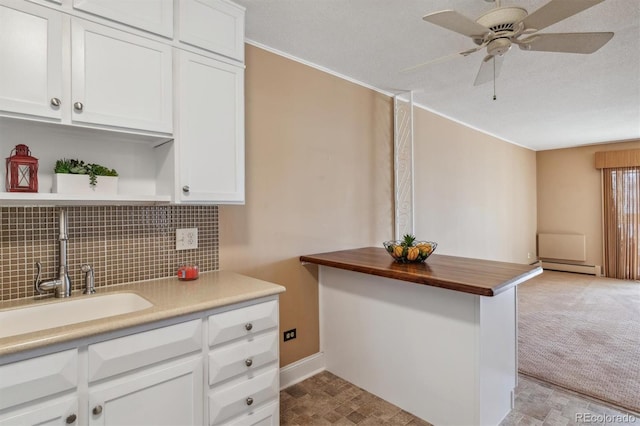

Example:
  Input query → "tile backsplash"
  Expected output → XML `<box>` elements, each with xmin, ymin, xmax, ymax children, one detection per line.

<box><xmin>0</xmin><ymin>205</ymin><xmax>218</xmax><ymax>301</ymax></box>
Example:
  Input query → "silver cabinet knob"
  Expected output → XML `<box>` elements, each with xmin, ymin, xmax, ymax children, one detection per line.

<box><xmin>73</xmin><ymin>102</ymin><xmax>84</xmax><ymax>111</ymax></box>
<box><xmin>246</xmin><ymin>397</ymin><xmax>254</xmax><ymax>406</ymax></box>
<box><xmin>245</xmin><ymin>323</ymin><xmax>253</xmax><ymax>331</ymax></box>
<box><xmin>93</xmin><ymin>405</ymin><xmax>103</xmax><ymax>415</ymax></box>
<box><xmin>245</xmin><ymin>358</ymin><xmax>253</xmax><ymax>367</ymax></box>
<box><xmin>182</xmin><ymin>185</ymin><xmax>190</xmax><ymax>193</ymax></box>
<box><xmin>50</xmin><ymin>97</ymin><xmax>61</xmax><ymax>107</ymax></box>
<box><xmin>66</xmin><ymin>414</ymin><xmax>76</xmax><ymax>424</ymax></box>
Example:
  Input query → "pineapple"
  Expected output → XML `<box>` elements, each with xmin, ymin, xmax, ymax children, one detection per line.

<box><xmin>401</xmin><ymin>234</ymin><xmax>416</xmax><ymax>248</ymax></box>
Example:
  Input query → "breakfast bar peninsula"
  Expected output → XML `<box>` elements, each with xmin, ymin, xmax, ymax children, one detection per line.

<box><xmin>300</xmin><ymin>247</ymin><xmax>542</xmax><ymax>426</ymax></box>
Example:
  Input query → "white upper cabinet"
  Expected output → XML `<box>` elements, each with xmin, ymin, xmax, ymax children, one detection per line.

<box><xmin>178</xmin><ymin>0</ymin><xmax>245</xmax><ymax>62</ymax></box>
<box><xmin>72</xmin><ymin>0</ymin><xmax>173</xmax><ymax>38</ymax></box>
<box><xmin>176</xmin><ymin>50</ymin><xmax>244</xmax><ymax>203</ymax></box>
<box><xmin>71</xmin><ymin>19</ymin><xmax>173</xmax><ymax>133</ymax></box>
<box><xmin>0</xmin><ymin>0</ymin><xmax>172</xmax><ymax>135</ymax></box>
<box><xmin>0</xmin><ymin>1</ymin><xmax>62</xmax><ymax>120</ymax></box>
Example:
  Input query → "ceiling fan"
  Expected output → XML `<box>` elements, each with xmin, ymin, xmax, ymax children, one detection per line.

<box><xmin>404</xmin><ymin>0</ymin><xmax>614</xmax><ymax>86</ymax></box>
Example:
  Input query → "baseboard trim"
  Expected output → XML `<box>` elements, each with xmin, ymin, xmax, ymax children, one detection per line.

<box><xmin>280</xmin><ymin>352</ymin><xmax>326</xmax><ymax>390</ymax></box>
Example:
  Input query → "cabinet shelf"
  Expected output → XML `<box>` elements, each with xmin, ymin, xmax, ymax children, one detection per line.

<box><xmin>0</xmin><ymin>193</ymin><xmax>170</xmax><ymax>206</ymax></box>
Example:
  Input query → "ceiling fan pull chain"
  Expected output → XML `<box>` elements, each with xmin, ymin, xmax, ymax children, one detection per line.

<box><xmin>493</xmin><ymin>57</ymin><xmax>497</xmax><ymax>101</ymax></box>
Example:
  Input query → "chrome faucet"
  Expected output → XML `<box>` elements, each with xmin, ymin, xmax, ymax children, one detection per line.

<box><xmin>34</xmin><ymin>208</ymin><xmax>72</xmax><ymax>298</ymax></box>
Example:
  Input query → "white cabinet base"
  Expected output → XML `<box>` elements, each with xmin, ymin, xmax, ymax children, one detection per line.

<box><xmin>89</xmin><ymin>357</ymin><xmax>203</xmax><ymax>426</ymax></box>
<box><xmin>319</xmin><ymin>266</ymin><xmax>517</xmax><ymax>426</ymax></box>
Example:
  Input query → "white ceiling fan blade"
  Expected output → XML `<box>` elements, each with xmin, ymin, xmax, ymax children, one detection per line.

<box><xmin>400</xmin><ymin>46</ymin><xmax>484</xmax><ymax>74</ymax></box>
<box><xmin>518</xmin><ymin>32</ymin><xmax>614</xmax><ymax>53</ymax></box>
<box><xmin>423</xmin><ymin>10</ymin><xmax>491</xmax><ymax>39</ymax></box>
<box><xmin>474</xmin><ymin>55</ymin><xmax>505</xmax><ymax>86</ymax></box>
<box><xmin>520</xmin><ymin>0</ymin><xmax>605</xmax><ymax>32</ymax></box>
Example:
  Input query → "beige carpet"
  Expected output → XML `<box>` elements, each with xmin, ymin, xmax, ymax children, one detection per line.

<box><xmin>518</xmin><ymin>270</ymin><xmax>640</xmax><ymax>414</ymax></box>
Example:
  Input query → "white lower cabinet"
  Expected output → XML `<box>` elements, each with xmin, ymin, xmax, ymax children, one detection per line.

<box><xmin>0</xmin><ymin>297</ymin><xmax>279</xmax><ymax>426</ymax></box>
<box><xmin>0</xmin><ymin>349</ymin><xmax>78</xmax><ymax>425</ymax></box>
<box><xmin>220</xmin><ymin>401</ymin><xmax>278</xmax><ymax>426</ymax></box>
<box><xmin>209</xmin><ymin>368</ymin><xmax>279</xmax><ymax>425</ymax></box>
<box><xmin>207</xmin><ymin>300</ymin><xmax>280</xmax><ymax>425</ymax></box>
<box><xmin>88</xmin><ymin>357</ymin><xmax>203</xmax><ymax>426</ymax></box>
<box><xmin>0</xmin><ymin>396</ymin><xmax>78</xmax><ymax>426</ymax></box>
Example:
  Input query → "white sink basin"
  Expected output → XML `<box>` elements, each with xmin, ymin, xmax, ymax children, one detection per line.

<box><xmin>0</xmin><ymin>293</ymin><xmax>153</xmax><ymax>339</ymax></box>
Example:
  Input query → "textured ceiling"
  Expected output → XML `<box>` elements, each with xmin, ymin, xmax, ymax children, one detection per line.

<box><xmin>235</xmin><ymin>0</ymin><xmax>640</xmax><ymax>151</ymax></box>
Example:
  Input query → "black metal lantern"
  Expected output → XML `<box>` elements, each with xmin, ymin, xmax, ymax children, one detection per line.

<box><xmin>5</xmin><ymin>144</ymin><xmax>39</xmax><ymax>192</ymax></box>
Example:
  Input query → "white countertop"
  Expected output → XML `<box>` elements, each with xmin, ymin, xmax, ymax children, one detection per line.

<box><xmin>0</xmin><ymin>271</ymin><xmax>285</xmax><ymax>358</ymax></box>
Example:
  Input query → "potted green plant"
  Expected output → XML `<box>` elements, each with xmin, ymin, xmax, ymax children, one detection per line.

<box><xmin>53</xmin><ymin>159</ymin><xmax>119</xmax><ymax>195</ymax></box>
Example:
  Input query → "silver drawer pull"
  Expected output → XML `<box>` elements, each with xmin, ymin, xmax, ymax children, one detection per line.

<box><xmin>50</xmin><ymin>97</ymin><xmax>61</xmax><ymax>107</ymax></box>
<box><xmin>245</xmin><ymin>323</ymin><xmax>253</xmax><ymax>331</ymax></box>
<box><xmin>66</xmin><ymin>414</ymin><xmax>76</xmax><ymax>424</ymax></box>
<box><xmin>73</xmin><ymin>101</ymin><xmax>83</xmax><ymax>111</ymax></box>
<box><xmin>93</xmin><ymin>405</ymin><xmax>103</xmax><ymax>415</ymax></box>
<box><xmin>246</xmin><ymin>397</ymin><xmax>254</xmax><ymax>406</ymax></box>
<box><xmin>245</xmin><ymin>358</ymin><xmax>253</xmax><ymax>367</ymax></box>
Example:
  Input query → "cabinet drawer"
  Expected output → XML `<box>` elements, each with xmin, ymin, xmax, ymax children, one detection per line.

<box><xmin>0</xmin><ymin>349</ymin><xmax>77</xmax><ymax>411</ymax></box>
<box><xmin>88</xmin><ymin>319</ymin><xmax>201</xmax><ymax>382</ymax></box>
<box><xmin>178</xmin><ymin>0</ymin><xmax>244</xmax><ymax>61</ymax></box>
<box><xmin>208</xmin><ymin>300</ymin><xmax>278</xmax><ymax>346</ymax></box>
<box><xmin>209</xmin><ymin>368</ymin><xmax>278</xmax><ymax>425</ymax></box>
<box><xmin>219</xmin><ymin>400</ymin><xmax>278</xmax><ymax>426</ymax></box>
<box><xmin>209</xmin><ymin>331</ymin><xmax>278</xmax><ymax>385</ymax></box>
<box><xmin>0</xmin><ymin>395</ymin><xmax>77</xmax><ymax>426</ymax></box>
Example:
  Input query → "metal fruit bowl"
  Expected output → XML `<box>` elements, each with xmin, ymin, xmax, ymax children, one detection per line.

<box><xmin>383</xmin><ymin>240</ymin><xmax>437</xmax><ymax>263</ymax></box>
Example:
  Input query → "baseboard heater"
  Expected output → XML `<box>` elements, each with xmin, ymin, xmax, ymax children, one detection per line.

<box><xmin>537</xmin><ymin>233</ymin><xmax>601</xmax><ymax>276</ymax></box>
<box><xmin>540</xmin><ymin>261</ymin><xmax>601</xmax><ymax>276</ymax></box>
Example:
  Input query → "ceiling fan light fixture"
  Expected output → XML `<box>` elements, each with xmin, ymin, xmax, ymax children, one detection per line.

<box><xmin>487</xmin><ymin>38</ymin><xmax>512</xmax><ymax>56</ymax></box>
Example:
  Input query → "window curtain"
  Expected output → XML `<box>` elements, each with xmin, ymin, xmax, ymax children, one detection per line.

<box><xmin>602</xmin><ymin>167</ymin><xmax>640</xmax><ymax>280</ymax></box>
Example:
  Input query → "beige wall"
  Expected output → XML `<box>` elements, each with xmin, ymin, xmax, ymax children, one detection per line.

<box><xmin>414</xmin><ymin>109</ymin><xmax>538</xmax><ymax>264</ymax></box>
<box><xmin>219</xmin><ymin>45</ymin><xmax>394</xmax><ymax>367</ymax></box>
<box><xmin>537</xmin><ymin>139</ymin><xmax>640</xmax><ymax>267</ymax></box>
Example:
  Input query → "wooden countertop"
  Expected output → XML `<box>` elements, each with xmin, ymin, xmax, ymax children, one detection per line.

<box><xmin>300</xmin><ymin>247</ymin><xmax>542</xmax><ymax>296</ymax></box>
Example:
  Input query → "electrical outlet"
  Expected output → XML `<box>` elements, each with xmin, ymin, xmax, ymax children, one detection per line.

<box><xmin>283</xmin><ymin>328</ymin><xmax>296</xmax><ymax>342</ymax></box>
<box><xmin>176</xmin><ymin>228</ymin><xmax>198</xmax><ymax>250</ymax></box>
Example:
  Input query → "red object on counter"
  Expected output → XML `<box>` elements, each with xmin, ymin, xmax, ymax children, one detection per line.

<box><xmin>177</xmin><ymin>265</ymin><xmax>199</xmax><ymax>281</ymax></box>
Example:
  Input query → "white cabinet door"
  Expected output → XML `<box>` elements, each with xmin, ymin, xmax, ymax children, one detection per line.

<box><xmin>88</xmin><ymin>357</ymin><xmax>203</xmax><ymax>426</ymax></box>
<box><xmin>0</xmin><ymin>0</ymin><xmax>62</xmax><ymax>120</ymax></box>
<box><xmin>71</xmin><ymin>18</ymin><xmax>172</xmax><ymax>133</ymax></box>
<box><xmin>0</xmin><ymin>396</ymin><xmax>78</xmax><ymax>426</ymax></box>
<box><xmin>72</xmin><ymin>0</ymin><xmax>173</xmax><ymax>38</ymax></box>
<box><xmin>176</xmin><ymin>50</ymin><xmax>244</xmax><ymax>203</ymax></box>
<box><xmin>178</xmin><ymin>0</ymin><xmax>244</xmax><ymax>61</ymax></box>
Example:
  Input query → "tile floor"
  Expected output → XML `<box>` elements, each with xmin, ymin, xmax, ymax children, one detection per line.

<box><xmin>280</xmin><ymin>371</ymin><xmax>638</xmax><ymax>425</ymax></box>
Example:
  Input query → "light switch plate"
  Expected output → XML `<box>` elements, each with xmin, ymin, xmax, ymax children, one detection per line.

<box><xmin>176</xmin><ymin>228</ymin><xmax>198</xmax><ymax>250</ymax></box>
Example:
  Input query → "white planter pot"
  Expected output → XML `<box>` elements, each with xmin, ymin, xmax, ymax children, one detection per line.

<box><xmin>52</xmin><ymin>174</ymin><xmax>118</xmax><ymax>195</ymax></box>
